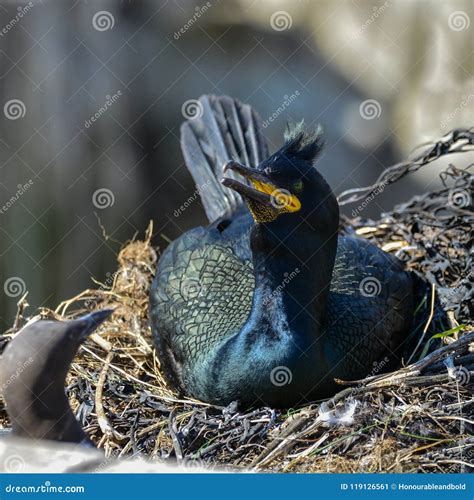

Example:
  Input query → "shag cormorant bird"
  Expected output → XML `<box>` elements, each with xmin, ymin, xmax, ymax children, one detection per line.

<box><xmin>0</xmin><ymin>309</ymin><xmax>113</xmax><ymax>443</ymax></box>
<box><xmin>149</xmin><ymin>95</ymin><xmax>414</xmax><ymax>408</ymax></box>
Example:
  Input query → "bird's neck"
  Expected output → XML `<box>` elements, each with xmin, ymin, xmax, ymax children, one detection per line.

<box><xmin>248</xmin><ymin>221</ymin><xmax>338</xmax><ymax>340</ymax></box>
<box><xmin>6</xmin><ymin>344</ymin><xmax>88</xmax><ymax>444</ymax></box>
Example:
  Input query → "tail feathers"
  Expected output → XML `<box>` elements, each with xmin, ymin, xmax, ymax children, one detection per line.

<box><xmin>180</xmin><ymin>95</ymin><xmax>269</xmax><ymax>223</ymax></box>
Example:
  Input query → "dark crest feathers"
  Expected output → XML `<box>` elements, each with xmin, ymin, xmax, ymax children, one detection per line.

<box><xmin>282</xmin><ymin>121</ymin><xmax>324</xmax><ymax>162</ymax></box>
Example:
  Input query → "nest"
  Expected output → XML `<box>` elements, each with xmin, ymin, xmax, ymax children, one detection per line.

<box><xmin>1</xmin><ymin>129</ymin><xmax>473</xmax><ymax>473</ymax></box>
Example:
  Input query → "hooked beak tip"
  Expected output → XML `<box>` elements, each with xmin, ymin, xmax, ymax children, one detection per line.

<box><xmin>222</xmin><ymin>160</ymin><xmax>245</xmax><ymax>175</ymax></box>
<box><xmin>75</xmin><ymin>308</ymin><xmax>115</xmax><ymax>337</ymax></box>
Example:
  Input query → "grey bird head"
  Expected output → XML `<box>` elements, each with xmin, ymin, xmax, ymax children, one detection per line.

<box><xmin>0</xmin><ymin>309</ymin><xmax>113</xmax><ymax>444</ymax></box>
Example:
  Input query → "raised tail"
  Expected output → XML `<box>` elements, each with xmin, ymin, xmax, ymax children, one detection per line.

<box><xmin>180</xmin><ymin>95</ymin><xmax>269</xmax><ymax>223</ymax></box>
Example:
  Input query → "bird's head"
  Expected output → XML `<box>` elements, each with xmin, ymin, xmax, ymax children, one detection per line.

<box><xmin>0</xmin><ymin>309</ymin><xmax>114</xmax><ymax>394</ymax></box>
<box><xmin>222</xmin><ymin>122</ymin><xmax>339</xmax><ymax>233</ymax></box>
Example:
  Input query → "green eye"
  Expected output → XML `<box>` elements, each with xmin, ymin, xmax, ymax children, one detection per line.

<box><xmin>293</xmin><ymin>179</ymin><xmax>304</xmax><ymax>192</ymax></box>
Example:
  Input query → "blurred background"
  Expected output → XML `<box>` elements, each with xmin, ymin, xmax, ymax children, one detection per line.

<box><xmin>0</xmin><ymin>0</ymin><xmax>472</xmax><ymax>328</ymax></box>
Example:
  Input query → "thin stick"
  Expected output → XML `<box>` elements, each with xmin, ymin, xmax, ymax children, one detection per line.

<box><xmin>407</xmin><ymin>283</ymin><xmax>436</xmax><ymax>364</ymax></box>
<box><xmin>82</xmin><ymin>345</ymin><xmax>210</xmax><ymax>407</ymax></box>
<box><xmin>95</xmin><ymin>351</ymin><xmax>127</xmax><ymax>442</ymax></box>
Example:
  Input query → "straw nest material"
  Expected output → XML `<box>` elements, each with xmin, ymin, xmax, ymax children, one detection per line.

<box><xmin>1</xmin><ymin>129</ymin><xmax>473</xmax><ymax>473</ymax></box>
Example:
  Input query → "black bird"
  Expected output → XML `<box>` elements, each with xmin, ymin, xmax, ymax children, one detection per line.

<box><xmin>149</xmin><ymin>95</ymin><xmax>414</xmax><ymax>408</ymax></box>
<box><xmin>0</xmin><ymin>309</ymin><xmax>113</xmax><ymax>443</ymax></box>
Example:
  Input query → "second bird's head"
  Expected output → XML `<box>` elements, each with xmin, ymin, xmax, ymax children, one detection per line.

<box><xmin>222</xmin><ymin>122</ymin><xmax>339</xmax><ymax>235</ymax></box>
